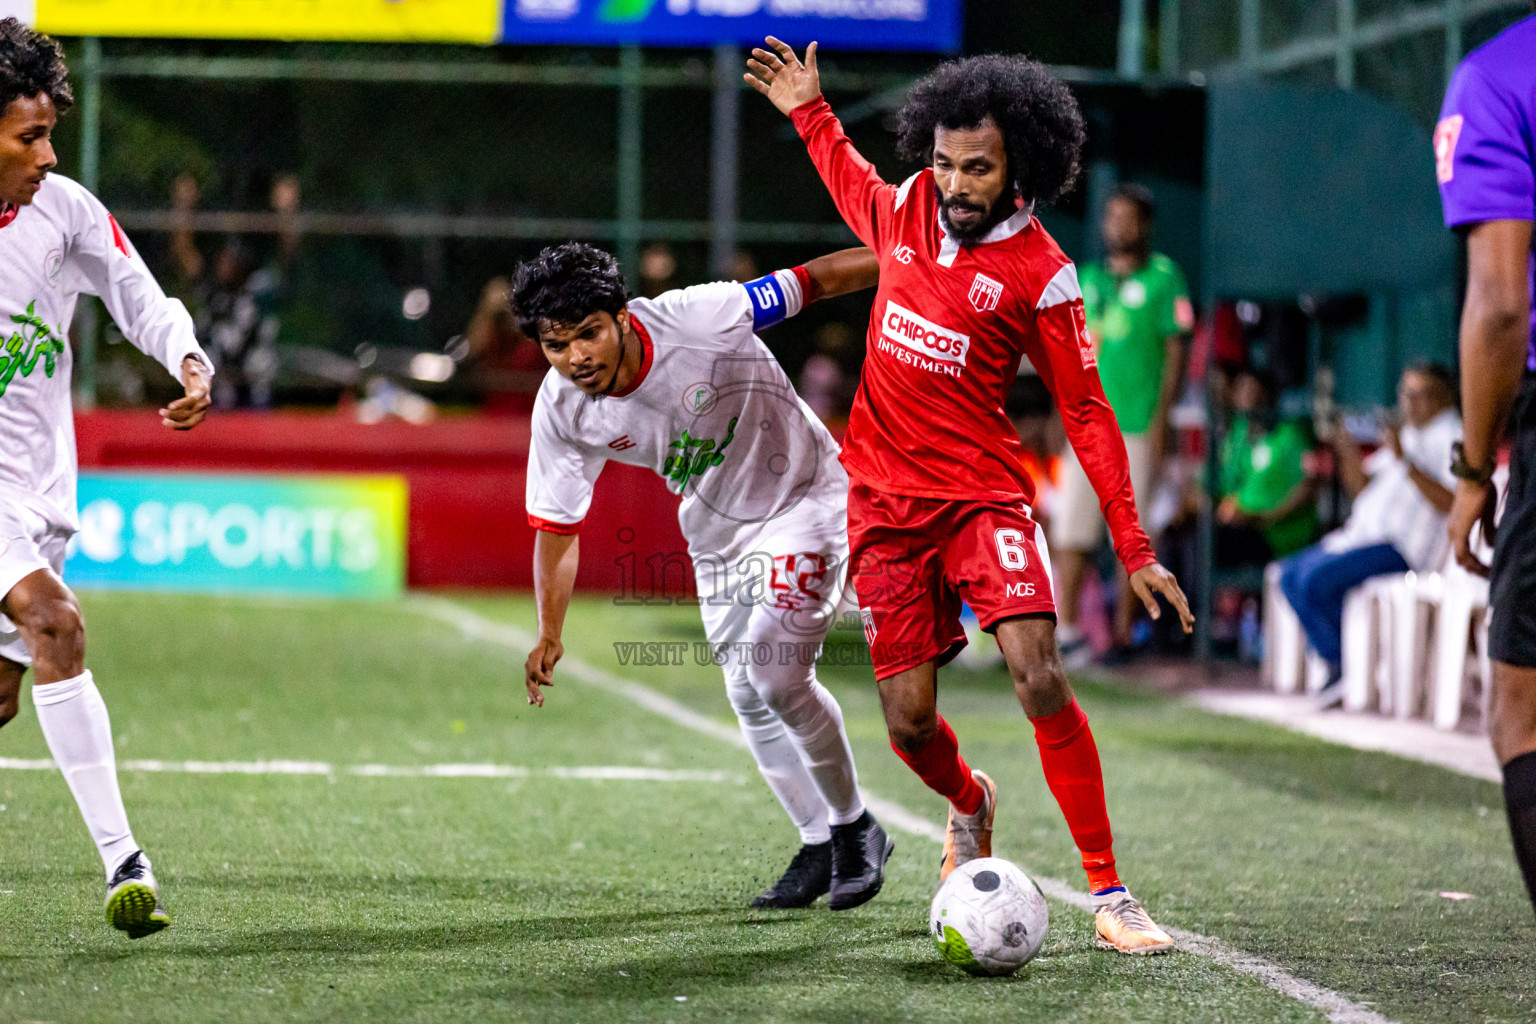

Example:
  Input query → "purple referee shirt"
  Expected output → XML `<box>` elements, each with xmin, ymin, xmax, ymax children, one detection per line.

<box><xmin>1436</xmin><ymin>14</ymin><xmax>1536</xmax><ymax>370</ymax></box>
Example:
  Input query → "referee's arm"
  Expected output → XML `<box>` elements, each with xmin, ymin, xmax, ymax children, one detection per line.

<box><xmin>1449</xmin><ymin>218</ymin><xmax>1533</xmax><ymax>573</ymax></box>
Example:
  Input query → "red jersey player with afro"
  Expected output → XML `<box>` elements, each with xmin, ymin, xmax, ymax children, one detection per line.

<box><xmin>747</xmin><ymin>40</ymin><xmax>1195</xmax><ymax>954</ymax></box>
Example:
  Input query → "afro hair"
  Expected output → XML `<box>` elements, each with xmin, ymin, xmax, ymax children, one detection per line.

<box><xmin>896</xmin><ymin>54</ymin><xmax>1084</xmax><ymax>207</ymax></box>
<box><xmin>0</xmin><ymin>18</ymin><xmax>72</xmax><ymax>117</ymax></box>
<box><xmin>510</xmin><ymin>242</ymin><xmax>629</xmax><ymax>339</ymax></box>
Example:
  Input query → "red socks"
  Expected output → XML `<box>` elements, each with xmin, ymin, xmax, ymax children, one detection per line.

<box><xmin>1030</xmin><ymin>699</ymin><xmax>1121</xmax><ymax>893</ymax></box>
<box><xmin>891</xmin><ymin>715</ymin><xmax>985</xmax><ymax>815</ymax></box>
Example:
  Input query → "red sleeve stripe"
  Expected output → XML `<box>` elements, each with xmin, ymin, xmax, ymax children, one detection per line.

<box><xmin>792</xmin><ymin>264</ymin><xmax>822</xmax><ymax>304</ymax></box>
<box><xmin>528</xmin><ymin>514</ymin><xmax>582</xmax><ymax>535</ymax></box>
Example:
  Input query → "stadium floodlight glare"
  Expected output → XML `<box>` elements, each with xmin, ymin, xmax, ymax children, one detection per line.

<box><xmin>402</xmin><ymin>287</ymin><xmax>431</xmax><ymax>321</ymax></box>
<box><xmin>408</xmin><ymin>353</ymin><xmax>454</xmax><ymax>383</ymax></box>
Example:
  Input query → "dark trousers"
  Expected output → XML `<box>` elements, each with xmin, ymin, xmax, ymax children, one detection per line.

<box><xmin>1277</xmin><ymin>542</ymin><xmax>1410</xmax><ymax>666</ymax></box>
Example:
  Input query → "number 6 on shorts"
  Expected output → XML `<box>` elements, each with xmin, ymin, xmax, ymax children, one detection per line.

<box><xmin>994</xmin><ymin>528</ymin><xmax>1029</xmax><ymax>571</ymax></box>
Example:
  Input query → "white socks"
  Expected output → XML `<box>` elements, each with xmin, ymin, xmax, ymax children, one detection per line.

<box><xmin>726</xmin><ymin>670</ymin><xmax>834</xmax><ymax>845</ymax></box>
<box><xmin>32</xmin><ymin>670</ymin><xmax>139</xmax><ymax>878</ymax></box>
<box><xmin>765</xmin><ymin>677</ymin><xmax>866</xmax><ymax>828</ymax></box>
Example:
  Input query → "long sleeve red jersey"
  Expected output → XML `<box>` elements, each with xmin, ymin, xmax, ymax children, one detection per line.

<box><xmin>790</xmin><ymin>96</ymin><xmax>1155</xmax><ymax>574</ymax></box>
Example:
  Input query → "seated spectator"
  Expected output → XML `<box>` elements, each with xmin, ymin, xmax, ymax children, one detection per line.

<box><xmin>1214</xmin><ymin>368</ymin><xmax>1319</xmax><ymax>566</ymax></box>
<box><xmin>1278</xmin><ymin>363</ymin><xmax>1461</xmax><ymax>705</ymax></box>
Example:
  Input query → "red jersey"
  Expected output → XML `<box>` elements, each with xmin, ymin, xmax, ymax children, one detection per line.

<box><xmin>790</xmin><ymin>96</ymin><xmax>1154</xmax><ymax>573</ymax></box>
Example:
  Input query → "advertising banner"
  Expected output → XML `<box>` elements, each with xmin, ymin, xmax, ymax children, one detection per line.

<box><xmin>10</xmin><ymin>0</ymin><xmax>959</xmax><ymax>50</ymax></box>
<box><xmin>66</xmin><ymin>472</ymin><xmax>408</xmax><ymax>598</ymax></box>
<box><xmin>25</xmin><ymin>0</ymin><xmax>502</xmax><ymax>43</ymax></box>
<box><xmin>504</xmin><ymin>0</ymin><xmax>961</xmax><ymax>51</ymax></box>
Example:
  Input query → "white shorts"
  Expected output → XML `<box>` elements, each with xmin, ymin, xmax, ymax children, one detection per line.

<box><xmin>1048</xmin><ymin>432</ymin><xmax>1157</xmax><ymax>555</ymax></box>
<box><xmin>694</xmin><ymin>483</ymin><xmax>850</xmax><ymax>654</ymax></box>
<box><xmin>0</xmin><ymin>498</ymin><xmax>72</xmax><ymax>667</ymax></box>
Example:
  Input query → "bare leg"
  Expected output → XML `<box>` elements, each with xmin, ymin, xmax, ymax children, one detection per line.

<box><xmin>1490</xmin><ymin>661</ymin><xmax>1536</xmax><ymax>916</ymax></box>
<box><xmin>4</xmin><ymin>569</ymin><xmax>139</xmax><ymax>878</ymax></box>
<box><xmin>1489</xmin><ymin>662</ymin><xmax>1536</xmax><ymax>765</ymax></box>
<box><xmin>3</xmin><ymin>568</ymin><xmax>84</xmax><ymax>684</ymax></box>
<box><xmin>0</xmin><ymin>657</ymin><xmax>22</xmax><ymax>729</ymax></box>
<box><xmin>1113</xmin><ymin>564</ymin><xmax>1136</xmax><ymax>649</ymax></box>
<box><xmin>1055</xmin><ymin>548</ymin><xmax>1092</xmax><ymax>632</ymax></box>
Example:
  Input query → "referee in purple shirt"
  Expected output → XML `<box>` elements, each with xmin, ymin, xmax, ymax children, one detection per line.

<box><xmin>1438</xmin><ymin>5</ymin><xmax>1536</xmax><ymax>918</ymax></box>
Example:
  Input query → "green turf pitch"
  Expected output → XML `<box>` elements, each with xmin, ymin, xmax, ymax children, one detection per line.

<box><xmin>0</xmin><ymin>592</ymin><xmax>1529</xmax><ymax>1023</ymax></box>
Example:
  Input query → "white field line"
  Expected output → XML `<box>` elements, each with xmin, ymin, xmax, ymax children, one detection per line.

<box><xmin>0</xmin><ymin>757</ymin><xmax>739</xmax><ymax>784</ymax></box>
<box><xmin>412</xmin><ymin>595</ymin><xmax>1396</xmax><ymax>1024</ymax></box>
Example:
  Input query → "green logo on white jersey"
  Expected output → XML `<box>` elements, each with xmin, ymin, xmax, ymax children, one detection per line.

<box><xmin>663</xmin><ymin>416</ymin><xmax>738</xmax><ymax>488</ymax></box>
<box><xmin>1</xmin><ymin>301</ymin><xmax>65</xmax><ymax>397</ymax></box>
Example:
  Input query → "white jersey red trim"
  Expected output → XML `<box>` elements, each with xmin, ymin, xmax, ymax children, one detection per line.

<box><xmin>0</xmin><ymin>174</ymin><xmax>211</xmax><ymax>531</ymax></box>
<box><xmin>524</xmin><ymin>280</ymin><xmax>846</xmax><ymax>563</ymax></box>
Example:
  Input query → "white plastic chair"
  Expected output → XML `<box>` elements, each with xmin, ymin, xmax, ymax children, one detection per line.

<box><xmin>1341</xmin><ymin>576</ymin><xmax>1396</xmax><ymax>712</ymax></box>
<box><xmin>1426</xmin><ymin>464</ymin><xmax>1505</xmax><ymax>730</ymax></box>
<box><xmin>1263</xmin><ymin>561</ymin><xmax>1305</xmax><ymax>694</ymax></box>
<box><xmin>1428</xmin><ymin>562</ymin><xmax>1491</xmax><ymax>730</ymax></box>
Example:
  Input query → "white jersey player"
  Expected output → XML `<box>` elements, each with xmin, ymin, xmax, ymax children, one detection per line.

<box><xmin>0</xmin><ymin>19</ymin><xmax>213</xmax><ymax>938</ymax></box>
<box><xmin>514</xmin><ymin>242</ymin><xmax>891</xmax><ymax>910</ymax></box>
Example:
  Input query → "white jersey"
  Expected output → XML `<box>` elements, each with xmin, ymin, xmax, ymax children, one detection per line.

<box><xmin>0</xmin><ymin>175</ymin><xmax>209</xmax><ymax>531</ymax></box>
<box><xmin>526</xmin><ymin>279</ymin><xmax>846</xmax><ymax>564</ymax></box>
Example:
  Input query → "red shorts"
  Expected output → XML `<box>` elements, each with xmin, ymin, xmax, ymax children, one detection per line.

<box><xmin>847</xmin><ymin>482</ymin><xmax>1057</xmax><ymax>680</ymax></box>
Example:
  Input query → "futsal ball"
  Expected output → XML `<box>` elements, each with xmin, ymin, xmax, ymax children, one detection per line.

<box><xmin>930</xmin><ymin>857</ymin><xmax>1049</xmax><ymax>976</ymax></box>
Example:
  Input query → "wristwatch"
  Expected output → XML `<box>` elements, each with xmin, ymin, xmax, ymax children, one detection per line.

<box><xmin>1449</xmin><ymin>441</ymin><xmax>1494</xmax><ymax>485</ymax></box>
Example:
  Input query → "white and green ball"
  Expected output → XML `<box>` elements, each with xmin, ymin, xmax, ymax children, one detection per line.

<box><xmin>930</xmin><ymin>857</ymin><xmax>1049</xmax><ymax>976</ymax></box>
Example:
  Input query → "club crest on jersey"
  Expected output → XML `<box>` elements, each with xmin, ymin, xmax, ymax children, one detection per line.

<box><xmin>682</xmin><ymin>382</ymin><xmax>717</xmax><ymax>415</ymax></box>
<box><xmin>860</xmin><ymin>607</ymin><xmax>877</xmax><ymax>645</ymax></box>
<box><xmin>1434</xmin><ymin>114</ymin><xmax>1462</xmax><ymax>184</ymax></box>
<box><xmin>968</xmin><ymin>272</ymin><xmax>1004</xmax><ymax>313</ymax></box>
<box><xmin>43</xmin><ymin>248</ymin><xmax>62</xmax><ymax>287</ymax></box>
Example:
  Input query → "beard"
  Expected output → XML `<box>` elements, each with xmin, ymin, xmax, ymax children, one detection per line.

<box><xmin>935</xmin><ymin>183</ymin><xmax>1019</xmax><ymax>243</ymax></box>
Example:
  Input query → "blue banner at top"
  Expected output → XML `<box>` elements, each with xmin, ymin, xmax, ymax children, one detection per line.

<box><xmin>502</xmin><ymin>0</ymin><xmax>961</xmax><ymax>52</ymax></box>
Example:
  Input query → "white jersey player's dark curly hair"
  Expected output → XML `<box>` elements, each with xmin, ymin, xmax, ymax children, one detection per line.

<box><xmin>510</xmin><ymin>242</ymin><xmax>631</xmax><ymax>339</ymax></box>
<box><xmin>0</xmin><ymin>18</ymin><xmax>72</xmax><ymax>116</ymax></box>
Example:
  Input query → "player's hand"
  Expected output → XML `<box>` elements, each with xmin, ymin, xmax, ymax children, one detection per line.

<box><xmin>744</xmin><ymin>37</ymin><xmax>821</xmax><ymax>116</ymax></box>
<box><xmin>1129</xmin><ymin>562</ymin><xmax>1195</xmax><ymax>635</ymax></box>
<box><xmin>1447</xmin><ymin>478</ymin><xmax>1497</xmax><ymax>578</ymax></box>
<box><xmin>161</xmin><ymin>355</ymin><xmax>211</xmax><ymax>430</ymax></box>
<box><xmin>524</xmin><ymin>635</ymin><xmax>563</xmax><ymax>707</ymax></box>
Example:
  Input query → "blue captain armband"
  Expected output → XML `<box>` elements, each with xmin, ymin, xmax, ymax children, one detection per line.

<box><xmin>744</xmin><ymin>267</ymin><xmax>810</xmax><ymax>331</ymax></box>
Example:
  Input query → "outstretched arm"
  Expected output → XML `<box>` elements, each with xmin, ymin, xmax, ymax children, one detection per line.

<box><xmin>1030</xmin><ymin>271</ymin><xmax>1194</xmax><ymax>632</ymax></box>
<box><xmin>1450</xmin><ymin>218</ymin><xmax>1532</xmax><ymax>575</ymax></box>
<box><xmin>745</xmin><ymin>38</ymin><xmax>894</xmax><ymax>250</ymax></box>
<box><xmin>741</xmin><ymin>247</ymin><xmax>877</xmax><ymax>334</ymax></box>
<box><xmin>70</xmin><ymin>184</ymin><xmax>213</xmax><ymax>430</ymax></box>
<box><xmin>803</xmin><ymin>247</ymin><xmax>879</xmax><ymax>300</ymax></box>
<box><xmin>525</xmin><ymin>529</ymin><xmax>579</xmax><ymax>707</ymax></box>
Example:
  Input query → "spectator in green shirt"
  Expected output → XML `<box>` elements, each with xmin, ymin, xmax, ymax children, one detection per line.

<box><xmin>1052</xmin><ymin>184</ymin><xmax>1195</xmax><ymax>666</ymax></box>
<box><xmin>1215</xmin><ymin>368</ymin><xmax>1319</xmax><ymax>565</ymax></box>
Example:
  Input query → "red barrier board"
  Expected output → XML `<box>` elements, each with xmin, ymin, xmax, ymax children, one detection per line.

<box><xmin>74</xmin><ymin>410</ymin><xmax>689</xmax><ymax>594</ymax></box>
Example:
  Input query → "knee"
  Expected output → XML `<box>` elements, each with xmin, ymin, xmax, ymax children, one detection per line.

<box><xmin>886</xmin><ymin>705</ymin><xmax>938</xmax><ymax>755</ymax></box>
<box><xmin>0</xmin><ymin>664</ymin><xmax>22</xmax><ymax>729</ymax></box>
<box><xmin>19</xmin><ymin>596</ymin><xmax>84</xmax><ymax>656</ymax></box>
<box><xmin>1010</xmin><ymin>656</ymin><xmax>1071</xmax><ymax>712</ymax></box>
